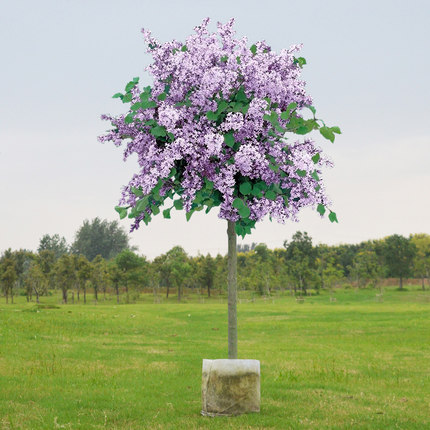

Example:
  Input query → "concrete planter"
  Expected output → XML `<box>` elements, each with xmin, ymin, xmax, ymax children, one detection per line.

<box><xmin>201</xmin><ymin>359</ymin><xmax>260</xmax><ymax>416</ymax></box>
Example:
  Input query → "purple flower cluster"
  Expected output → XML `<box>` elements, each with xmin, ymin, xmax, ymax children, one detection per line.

<box><xmin>99</xmin><ymin>18</ymin><xmax>335</xmax><ymax>234</ymax></box>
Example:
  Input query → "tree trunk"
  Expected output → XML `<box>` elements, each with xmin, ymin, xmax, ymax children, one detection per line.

<box><xmin>166</xmin><ymin>284</ymin><xmax>169</xmax><ymax>299</ymax></box>
<box><xmin>178</xmin><ymin>284</ymin><xmax>181</xmax><ymax>302</ymax></box>
<box><xmin>399</xmin><ymin>277</ymin><xmax>403</xmax><ymax>290</ymax></box>
<box><xmin>62</xmin><ymin>288</ymin><xmax>67</xmax><ymax>304</ymax></box>
<box><xmin>94</xmin><ymin>287</ymin><xmax>98</xmax><ymax>302</ymax></box>
<box><xmin>116</xmin><ymin>284</ymin><xmax>120</xmax><ymax>304</ymax></box>
<box><xmin>35</xmin><ymin>290</ymin><xmax>40</xmax><ymax>304</ymax></box>
<box><xmin>422</xmin><ymin>276</ymin><xmax>425</xmax><ymax>291</ymax></box>
<box><xmin>125</xmin><ymin>283</ymin><xmax>129</xmax><ymax>303</ymax></box>
<box><xmin>208</xmin><ymin>283</ymin><xmax>211</xmax><ymax>298</ymax></box>
<box><xmin>227</xmin><ymin>220</ymin><xmax>238</xmax><ymax>359</ymax></box>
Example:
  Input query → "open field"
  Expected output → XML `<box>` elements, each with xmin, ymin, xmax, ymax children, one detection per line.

<box><xmin>1</xmin><ymin>286</ymin><xmax>429</xmax><ymax>429</ymax></box>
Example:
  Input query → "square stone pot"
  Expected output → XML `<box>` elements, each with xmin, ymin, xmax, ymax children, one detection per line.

<box><xmin>201</xmin><ymin>359</ymin><xmax>260</xmax><ymax>416</ymax></box>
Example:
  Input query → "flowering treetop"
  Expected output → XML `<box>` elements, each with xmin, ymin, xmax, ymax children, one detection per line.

<box><xmin>99</xmin><ymin>18</ymin><xmax>340</xmax><ymax>238</ymax></box>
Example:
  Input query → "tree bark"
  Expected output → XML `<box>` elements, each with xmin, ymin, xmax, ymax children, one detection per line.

<box><xmin>227</xmin><ymin>220</ymin><xmax>238</xmax><ymax>359</ymax></box>
<box><xmin>399</xmin><ymin>277</ymin><xmax>403</xmax><ymax>290</ymax></box>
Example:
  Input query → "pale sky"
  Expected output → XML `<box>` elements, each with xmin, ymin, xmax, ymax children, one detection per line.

<box><xmin>1</xmin><ymin>0</ymin><xmax>429</xmax><ymax>259</ymax></box>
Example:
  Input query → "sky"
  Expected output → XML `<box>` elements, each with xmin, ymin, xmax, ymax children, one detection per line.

<box><xmin>1</xmin><ymin>0</ymin><xmax>429</xmax><ymax>260</ymax></box>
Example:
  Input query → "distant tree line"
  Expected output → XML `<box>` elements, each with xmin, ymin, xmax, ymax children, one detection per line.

<box><xmin>0</xmin><ymin>218</ymin><xmax>429</xmax><ymax>304</ymax></box>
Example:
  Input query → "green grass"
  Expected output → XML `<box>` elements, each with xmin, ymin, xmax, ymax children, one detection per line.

<box><xmin>1</xmin><ymin>286</ymin><xmax>429</xmax><ymax>429</ymax></box>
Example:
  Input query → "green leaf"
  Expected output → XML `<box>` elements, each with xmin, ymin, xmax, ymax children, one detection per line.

<box><xmin>204</xmin><ymin>179</ymin><xmax>214</xmax><ymax>190</ymax></box>
<box><xmin>312</xmin><ymin>153</ymin><xmax>320</xmax><ymax>164</ymax></box>
<box><xmin>250</xmin><ymin>44</ymin><xmax>257</xmax><ymax>55</ymax></box>
<box><xmin>236</xmin><ymin>87</ymin><xmax>248</xmax><ymax>103</ymax></box>
<box><xmin>320</xmin><ymin>126</ymin><xmax>335</xmax><ymax>143</ymax></box>
<box><xmin>125</xmin><ymin>80</ymin><xmax>138</xmax><ymax>92</ymax></box>
<box><xmin>329</xmin><ymin>211</ymin><xmax>338</xmax><ymax>223</ymax></box>
<box><xmin>157</xmin><ymin>92</ymin><xmax>167</xmax><ymax>101</ymax></box>
<box><xmin>306</xmin><ymin>105</ymin><xmax>316</xmax><ymax>115</ymax></box>
<box><xmin>163</xmin><ymin>209</ymin><xmax>171</xmax><ymax>219</ymax></box>
<box><xmin>173</xmin><ymin>199</ymin><xmax>183</xmax><ymax>210</ymax></box>
<box><xmin>122</xmin><ymin>93</ymin><xmax>132</xmax><ymax>103</ymax></box>
<box><xmin>124</xmin><ymin>115</ymin><xmax>134</xmax><ymax>124</ymax></box>
<box><xmin>181</xmin><ymin>45</ymin><xmax>188</xmax><ymax>52</ymax></box>
<box><xmin>185</xmin><ymin>210</ymin><xmax>194</xmax><ymax>221</ymax></box>
<box><xmin>235</xmin><ymin>223</ymin><xmax>244</xmax><ymax>236</ymax></box>
<box><xmin>115</xmin><ymin>206</ymin><xmax>128</xmax><ymax>220</ymax></box>
<box><xmin>236</xmin><ymin>56</ymin><xmax>241</xmax><ymax>64</ymax></box>
<box><xmin>136</xmin><ymin>196</ymin><xmax>149</xmax><ymax>212</ymax></box>
<box><xmin>220</xmin><ymin>55</ymin><xmax>228</xmax><ymax>63</ymax></box>
<box><xmin>317</xmin><ymin>204</ymin><xmax>326</xmax><ymax>216</ymax></box>
<box><xmin>238</xmin><ymin>205</ymin><xmax>251</xmax><ymax>218</ymax></box>
<box><xmin>112</xmin><ymin>93</ymin><xmax>123</xmax><ymax>99</ymax></box>
<box><xmin>280</xmin><ymin>102</ymin><xmax>298</xmax><ymax>120</ymax></box>
<box><xmin>167</xmin><ymin>132</ymin><xmax>175</xmax><ymax>141</ymax></box>
<box><xmin>239</xmin><ymin>182</ymin><xmax>252</xmax><ymax>195</ymax></box>
<box><xmin>296</xmin><ymin>169</ymin><xmax>307</xmax><ymax>177</ymax></box>
<box><xmin>330</xmin><ymin>126</ymin><xmax>341</xmax><ymax>134</ymax></box>
<box><xmin>140</xmin><ymin>100</ymin><xmax>157</xmax><ymax>109</ymax></box>
<box><xmin>217</xmin><ymin>100</ymin><xmax>228</xmax><ymax>113</ymax></box>
<box><xmin>206</xmin><ymin>111</ymin><xmax>218</xmax><ymax>121</ymax></box>
<box><xmin>295</xmin><ymin>126</ymin><xmax>309</xmax><ymax>135</ymax></box>
<box><xmin>150</xmin><ymin>126</ymin><xmax>166</xmax><ymax>138</ymax></box>
<box><xmin>132</xmin><ymin>77</ymin><xmax>139</xmax><ymax>83</ymax></box>
<box><xmin>224</xmin><ymin>132</ymin><xmax>235</xmax><ymax>148</ymax></box>
<box><xmin>311</xmin><ymin>171</ymin><xmax>320</xmax><ymax>181</ymax></box>
<box><xmin>265</xmin><ymin>190</ymin><xmax>276</xmax><ymax>200</ymax></box>
<box><xmin>233</xmin><ymin>198</ymin><xmax>245</xmax><ymax>209</ymax></box>
<box><xmin>294</xmin><ymin>57</ymin><xmax>307</xmax><ymax>68</ymax></box>
<box><xmin>152</xmin><ymin>205</ymin><xmax>160</xmax><ymax>216</ymax></box>
<box><xmin>130</xmin><ymin>102</ymin><xmax>141</xmax><ymax>111</ymax></box>
<box><xmin>131</xmin><ymin>187</ymin><xmax>143</xmax><ymax>197</ymax></box>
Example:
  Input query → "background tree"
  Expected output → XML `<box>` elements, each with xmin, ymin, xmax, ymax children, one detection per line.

<box><xmin>38</xmin><ymin>234</ymin><xmax>69</xmax><ymax>259</ymax></box>
<box><xmin>72</xmin><ymin>217</ymin><xmax>131</xmax><ymax>261</ymax></box>
<box><xmin>350</xmin><ymin>248</ymin><xmax>384</xmax><ymax>289</ymax></box>
<box><xmin>0</xmin><ymin>249</ymin><xmax>17</xmax><ymax>303</ymax></box>
<box><xmin>115</xmin><ymin>249</ymin><xmax>142</xmax><ymax>303</ymax></box>
<box><xmin>284</xmin><ymin>232</ymin><xmax>317</xmax><ymax>296</ymax></box>
<box><xmin>108</xmin><ymin>260</ymin><xmax>122</xmax><ymax>304</ymax></box>
<box><xmin>197</xmin><ymin>254</ymin><xmax>217</xmax><ymax>298</ymax></box>
<box><xmin>410</xmin><ymin>233</ymin><xmax>430</xmax><ymax>290</ymax></box>
<box><xmin>381</xmin><ymin>234</ymin><xmax>416</xmax><ymax>290</ymax></box>
<box><xmin>92</xmin><ymin>255</ymin><xmax>108</xmax><ymax>302</ymax></box>
<box><xmin>27</xmin><ymin>262</ymin><xmax>47</xmax><ymax>303</ymax></box>
<box><xmin>76</xmin><ymin>255</ymin><xmax>92</xmax><ymax>303</ymax></box>
<box><xmin>37</xmin><ymin>250</ymin><xmax>56</xmax><ymax>292</ymax></box>
<box><xmin>53</xmin><ymin>254</ymin><xmax>75</xmax><ymax>304</ymax></box>
<box><xmin>164</xmin><ymin>246</ymin><xmax>191</xmax><ymax>302</ymax></box>
<box><xmin>100</xmin><ymin>19</ymin><xmax>339</xmax><ymax>358</ymax></box>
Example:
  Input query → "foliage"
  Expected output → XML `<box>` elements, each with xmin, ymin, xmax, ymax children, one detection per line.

<box><xmin>283</xmin><ymin>231</ymin><xmax>317</xmax><ymax>294</ymax></box>
<box><xmin>410</xmin><ymin>233</ymin><xmax>430</xmax><ymax>289</ymax></box>
<box><xmin>71</xmin><ymin>217</ymin><xmax>130</xmax><ymax>261</ymax></box>
<box><xmin>38</xmin><ymin>234</ymin><xmax>69</xmax><ymax>259</ymax></box>
<box><xmin>380</xmin><ymin>235</ymin><xmax>417</xmax><ymax>289</ymax></box>
<box><xmin>99</xmin><ymin>18</ymin><xmax>340</xmax><ymax>238</ymax></box>
<box><xmin>0</xmin><ymin>249</ymin><xmax>17</xmax><ymax>303</ymax></box>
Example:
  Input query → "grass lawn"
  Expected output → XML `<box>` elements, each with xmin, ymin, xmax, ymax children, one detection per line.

<box><xmin>0</xmin><ymin>286</ymin><xmax>429</xmax><ymax>429</ymax></box>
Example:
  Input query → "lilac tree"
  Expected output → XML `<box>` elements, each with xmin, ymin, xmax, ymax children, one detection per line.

<box><xmin>99</xmin><ymin>18</ymin><xmax>340</xmax><ymax>358</ymax></box>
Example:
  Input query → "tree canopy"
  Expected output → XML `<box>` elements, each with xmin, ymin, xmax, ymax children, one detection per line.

<box><xmin>99</xmin><ymin>18</ymin><xmax>340</xmax><ymax>238</ymax></box>
<box><xmin>71</xmin><ymin>218</ymin><xmax>130</xmax><ymax>261</ymax></box>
